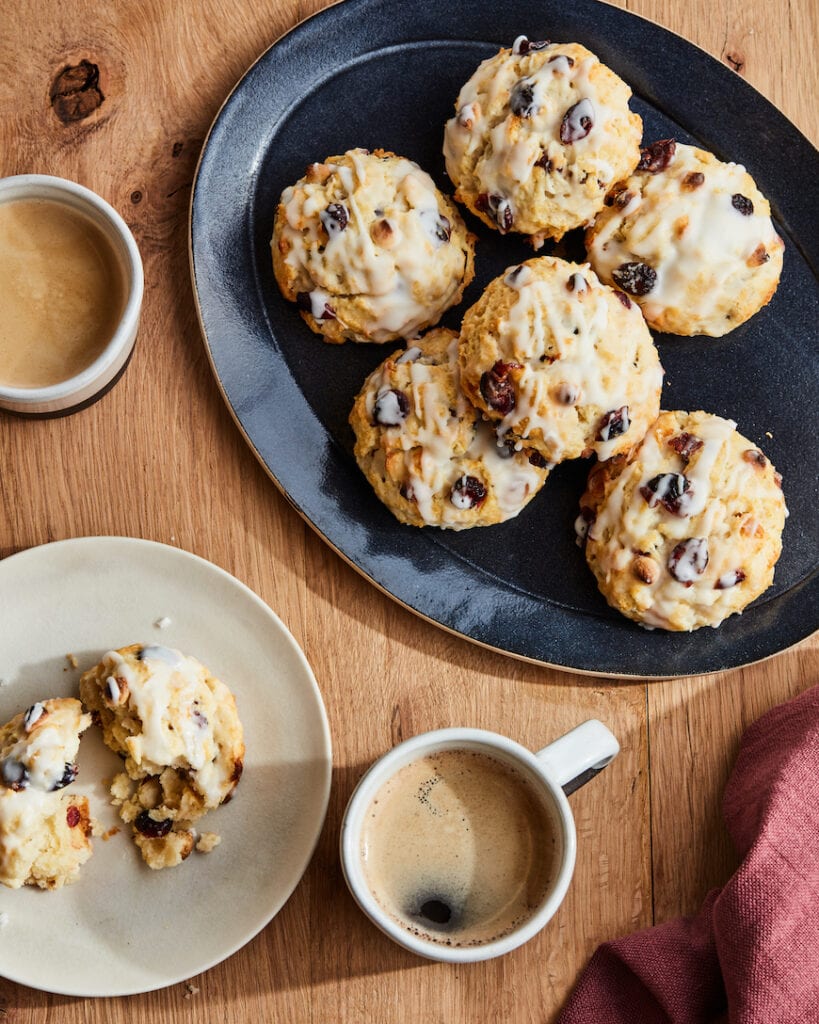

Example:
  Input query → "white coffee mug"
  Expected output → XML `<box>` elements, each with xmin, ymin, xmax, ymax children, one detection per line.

<box><xmin>0</xmin><ymin>174</ymin><xmax>143</xmax><ymax>415</ymax></box>
<box><xmin>340</xmin><ymin>719</ymin><xmax>619</xmax><ymax>963</ymax></box>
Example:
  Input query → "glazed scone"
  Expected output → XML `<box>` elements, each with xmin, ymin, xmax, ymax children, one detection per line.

<box><xmin>0</xmin><ymin>698</ymin><xmax>94</xmax><ymax>889</ymax></box>
<box><xmin>443</xmin><ymin>37</ymin><xmax>642</xmax><ymax>245</ymax></box>
<box><xmin>458</xmin><ymin>257</ymin><xmax>664</xmax><ymax>464</ymax></box>
<box><xmin>578</xmin><ymin>411</ymin><xmax>787</xmax><ymax>631</ymax></box>
<box><xmin>585</xmin><ymin>140</ymin><xmax>784</xmax><ymax>336</ymax></box>
<box><xmin>350</xmin><ymin>327</ymin><xmax>549</xmax><ymax>529</ymax></box>
<box><xmin>272</xmin><ymin>148</ymin><xmax>475</xmax><ymax>344</ymax></box>
<box><xmin>79</xmin><ymin>645</ymin><xmax>244</xmax><ymax>870</ymax></box>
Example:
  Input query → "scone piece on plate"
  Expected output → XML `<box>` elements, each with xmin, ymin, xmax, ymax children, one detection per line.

<box><xmin>79</xmin><ymin>644</ymin><xmax>244</xmax><ymax>870</ymax></box>
<box><xmin>0</xmin><ymin>698</ymin><xmax>94</xmax><ymax>889</ymax></box>
<box><xmin>458</xmin><ymin>257</ymin><xmax>663</xmax><ymax>465</ymax></box>
<box><xmin>272</xmin><ymin>148</ymin><xmax>475</xmax><ymax>344</ymax></box>
<box><xmin>443</xmin><ymin>37</ymin><xmax>642</xmax><ymax>246</ymax></box>
<box><xmin>350</xmin><ymin>327</ymin><xmax>549</xmax><ymax>529</ymax></box>
<box><xmin>585</xmin><ymin>140</ymin><xmax>784</xmax><ymax>336</ymax></box>
<box><xmin>577</xmin><ymin>410</ymin><xmax>787</xmax><ymax>631</ymax></box>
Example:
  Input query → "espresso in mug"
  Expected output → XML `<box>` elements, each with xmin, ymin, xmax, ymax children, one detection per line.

<box><xmin>0</xmin><ymin>197</ymin><xmax>126</xmax><ymax>388</ymax></box>
<box><xmin>360</xmin><ymin>748</ymin><xmax>559</xmax><ymax>947</ymax></box>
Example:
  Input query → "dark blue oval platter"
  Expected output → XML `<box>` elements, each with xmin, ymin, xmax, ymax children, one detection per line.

<box><xmin>190</xmin><ymin>0</ymin><xmax>819</xmax><ymax>677</ymax></box>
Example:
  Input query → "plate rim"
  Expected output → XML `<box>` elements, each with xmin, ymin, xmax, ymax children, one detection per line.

<box><xmin>0</xmin><ymin>535</ymin><xmax>333</xmax><ymax>997</ymax></box>
<box><xmin>189</xmin><ymin>0</ymin><xmax>819</xmax><ymax>680</ymax></box>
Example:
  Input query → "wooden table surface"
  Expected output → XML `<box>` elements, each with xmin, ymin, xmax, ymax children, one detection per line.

<box><xmin>0</xmin><ymin>0</ymin><xmax>816</xmax><ymax>1020</ymax></box>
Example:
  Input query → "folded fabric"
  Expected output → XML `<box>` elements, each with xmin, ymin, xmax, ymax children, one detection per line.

<box><xmin>557</xmin><ymin>683</ymin><xmax>819</xmax><ymax>1024</ymax></box>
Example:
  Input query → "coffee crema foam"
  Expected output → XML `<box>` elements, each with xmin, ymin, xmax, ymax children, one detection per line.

<box><xmin>360</xmin><ymin>748</ymin><xmax>559</xmax><ymax>947</ymax></box>
<box><xmin>0</xmin><ymin>197</ymin><xmax>126</xmax><ymax>388</ymax></box>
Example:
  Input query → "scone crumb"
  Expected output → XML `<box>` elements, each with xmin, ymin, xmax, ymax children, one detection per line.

<box><xmin>184</xmin><ymin>983</ymin><xmax>200</xmax><ymax>999</ymax></box>
<box><xmin>153</xmin><ymin>616</ymin><xmax>172</xmax><ymax>629</ymax></box>
<box><xmin>110</xmin><ymin>773</ymin><xmax>133</xmax><ymax>804</ymax></box>
<box><xmin>102</xmin><ymin>827</ymin><xmax>121</xmax><ymax>841</ymax></box>
<box><xmin>765</xmin><ymin>431</ymin><xmax>773</xmax><ymax>439</ymax></box>
<box><xmin>195</xmin><ymin>832</ymin><xmax>221</xmax><ymax>853</ymax></box>
<box><xmin>65</xmin><ymin>653</ymin><xmax>79</xmax><ymax>669</ymax></box>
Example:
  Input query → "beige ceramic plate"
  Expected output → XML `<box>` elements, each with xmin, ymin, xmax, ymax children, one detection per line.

<box><xmin>0</xmin><ymin>537</ymin><xmax>332</xmax><ymax>996</ymax></box>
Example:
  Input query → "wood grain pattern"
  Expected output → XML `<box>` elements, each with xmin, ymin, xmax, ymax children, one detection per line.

<box><xmin>0</xmin><ymin>0</ymin><xmax>815</xmax><ymax>1020</ymax></box>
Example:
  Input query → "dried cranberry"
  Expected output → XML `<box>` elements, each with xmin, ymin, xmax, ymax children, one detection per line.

<box><xmin>534</xmin><ymin>152</ymin><xmax>553</xmax><ymax>172</ymax></box>
<box><xmin>668</xmin><ymin>538</ymin><xmax>709</xmax><ymax>584</ymax></box>
<box><xmin>682</xmin><ymin>171</ymin><xmax>705</xmax><ymax>190</ymax></box>
<box><xmin>528</xmin><ymin>451</ymin><xmax>549</xmax><ymax>469</ymax></box>
<box><xmin>52</xmin><ymin>763</ymin><xmax>78</xmax><ymax>791</ymax></box>
<box><xmin>637</xmin><ymin>139</ymin><xmax>676</xmax><ymax>173</ymax></box>
<box><xmin>433</xmin><ymin>215</ymin><xmax>451</xmax><ymax>243</ymax></box>
<box><xmin>296</xmin><ymin>291</ymin><xmax>335</xmax><ymax>321</ymax></box>
<box><xmin>560</xmin><ymin>99</ymin><xmax>594</xmax><ymax>143</ymax></box>
<box><xmin>731</xmin><ymin>194</ymin><xmax>754</xmax><ymax>216</ymax></box>
<box><xmin>496</xmin><ymin>436</ymin><xmax>517</xmax><ymax>459</ymax></box>
<box><xmin>23</xmin><ymin>703</ymin><xmax>46</xmax><ymax>731</ymax></box>
<box><xmin>597</xmin><ymin>407</ymin><xmax>630</xmax><ymax>442</ymax></box>
<box><xmin>614</xmin><ymin>189</ymin><xmax>636</xmax><ymax>209</ymax></box>
<box><xmin>512</xmin><ymin>36</ymin><xmax>549</xmax><ymax>55</ymax></box>
<box><xmin>743</xmin><ymin>448</ymin><xmax>767</xmax><ymax>468</ymax></box>
<box><xmin>450</xmin><ymin>475</ymin><xmax>487</xmax><ymax>510</ymax></box>
<box><xmin>510</xmin><ymin>80</ymin><xmax>538</xmax><ymax>118</ymax></box>
<box><xmin>480</xmin><ymin>361</ymin><xmax>517</xmax><ymax>415</ymax></box>
<box><xmin>373</xmin><ymin>388</ymin><xmax>410</xmax><ymax>426</ymax></box>
<box><xmin>1</xmin><ymin>757</ymin><xmax>29</xmax><ymax>791</ymax></box>
<box><xmin>614</xmin><ymin>290</ymin><xmax>632</xmax><ymax>309</ymax></box>
<box><xmin>668</xmin><ymin>432</ymin><xmax>704</xmax><ymax>463</ymax></box>
<box><xmin>556</xmin><ymin>382</ymin><xmax>579</xmax><ymax>405</ymax></box>
<box><xmin>320</xmin><ymin>203</ymin><xmax>348</xmax><ymax>237</ymax></box>
<box><xmin>612</xmin><ymin>262</ymin><xmax>656</xmax><ymax>296</ymax></box>
<box><xmin>475</xmin><ymin>192</ymin><xmax>514</xmax><ymax>233</ymax></box>
<box><xmin>715</xmin><ymin>569</ymin><xmax>746</xmax><ymax>590</ymax></box>
<box><xmin>640</xmin><ymin>473</ymin><xmax>692</xmax><ymax>515</ymax></box>
<box><xmin>66</xmin><ymin>806</ymin><xmax>81</xmax><ymax>829</ymax></box>
<box><xmin>567</xmin><ymin>273</ymin><xmax>587</xmax><ymax>293</ymax></box>
<box><xmin>135</xmin><ymin>810</ymin><xmax>173</xmax><ymax>839</ymax></box>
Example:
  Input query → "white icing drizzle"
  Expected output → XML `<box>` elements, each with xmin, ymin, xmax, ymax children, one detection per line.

<box><xmin>2</xmin><ymin>703</ymin><xmax>85</xmax><ymax>793</ymax></box>
<box><xmin>280</xmin><ymin>150</ymin><xmax>467</xmax><ymax>341</ymax></box>
<box><xmin>366</xmin><ymin>336</ymin><xmax>544</xmax><ymax>527</ymax></box>
<box><xmin>486</xmin><ymin>260</ymin><xmax>661</xmax><ymax>461</ymax></box>
<box><xmin>586</xmin><ymin>413</ymin><xmax>789</xmax><ymax>629</ymax></box>
<box><xmin>588</xmin><ymin>144</ymin><xmax>782</xmax><ymax>328</ymax></box>
<box><xmin>102</xmin><ymin>648</ymin><xmax>231</xmax><ymax>806</ymax></box>
<box><xmin>444</xmin><ymin>45</ymin><xmax>631</xmax><ymax>205</ymax></box>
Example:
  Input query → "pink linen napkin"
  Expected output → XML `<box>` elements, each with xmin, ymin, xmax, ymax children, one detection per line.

<box><xmin>557</xmin><ymin>683</ymin><xmax>819</xmax><ymax>1024</ymax></box>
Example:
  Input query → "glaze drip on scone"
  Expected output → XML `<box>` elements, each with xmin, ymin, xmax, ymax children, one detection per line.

<box><xmin>458</xmin><ymin>257</ymin><xmax>663</xmax><ymax>464</ymax></box>
<box><xmin>350</xmin><ymin>328</ymin><xmax>548</xmax><ymax>529</ymax></box>
<box><xmin>99</xmin><ymin>646</ymin><xmax>237</xmax><ymax>806</ymax></box>
<box><xmin>273</xmin><ymin>149</ymin><xmax>475</xmax><ymax>343</ymax></box>
<box><xmin>581</xmin><ymin>411</ymin><xmax>787</xmax><ymax>630</ymax></box>
<box><xmin>79</xmin><ymin>644</ymin><xmax>245</xmax><ymax>870</ymax></box>
<box><xmin>0</xmin><ymin>698</ymin><xmax>93</xmax><ymax>889</ymax></box>
<box><xmin>443</xmin><ymin>41</ymin><xmax>642</xmax><ymax>243</ymax></box>
<box><xmin>586</xmin><ymin>143</ymin><xmax>784</xmax><ymax>336</ymax></box>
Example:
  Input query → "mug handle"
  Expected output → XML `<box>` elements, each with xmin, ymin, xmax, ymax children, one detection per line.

<box><xmin>535</xmin><ymin>720</ymin><xmax>620</xmax><ymax>797</ymax></box>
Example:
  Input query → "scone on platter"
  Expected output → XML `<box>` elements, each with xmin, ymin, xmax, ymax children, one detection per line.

<box><xmin>79</xmin><ymin>644</ymin><xmax>244</xmax><ymax>870</ymax></box>
<box><xmin>585</xmin><ymin>140</ymin><xmax>784</xmax><ymax>336</ymax></box>
<box><xmin>577</xmin><ymin>410</ymin><xmax>787</xmax><ymax>631</ymax></box>
<box><xmin>0</xmin><ymin>698</ymin><xmax>94</xmax><ymax>889</ymax></box>
<box><xmin>272</xmin><ymin>148</ymin><xmax>475</xmax><ymax>344</ymax></box>
<box><xmin>443</xmin><ymin>37</ymin><xmax>642</xmax><ymax>246</ymax></box>
<box><xmin>458</xmin><ymin>257</ymin><xmax>664</xmax><ymax>465</ymax></box>
<box><xmin>350</xmin><ymin>327</ymin><xmax>549</xmax><ymax>529</ymax></box>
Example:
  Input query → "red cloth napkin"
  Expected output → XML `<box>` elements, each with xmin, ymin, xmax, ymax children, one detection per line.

<box><xmin>557</xmin><ymin>683</ymin><xmax>819</xmax><ymax>1024</ymax></box>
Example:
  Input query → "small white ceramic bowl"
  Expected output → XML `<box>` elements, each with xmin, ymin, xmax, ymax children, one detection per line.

<box><xmin>0</xmin><ymin>174</ymin><xmax>143</xmax><ymax>416</ymax></box>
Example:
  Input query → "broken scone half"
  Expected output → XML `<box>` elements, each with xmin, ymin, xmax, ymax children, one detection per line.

<box><xmin>79</xmin><ymin>644</ymin><xmax>244</xmax><ymax>870</ymax></box>
<box><xmin>0</xmin><ymin>698</ymin><xmax>94</xmax><ymax>889</ymax></box>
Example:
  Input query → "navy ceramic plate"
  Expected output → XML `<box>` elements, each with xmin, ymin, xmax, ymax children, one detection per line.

<box><xmin>190</xmin><ymin>0</ymin><xmax>819</xmax><ymax>677</ymax></box>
